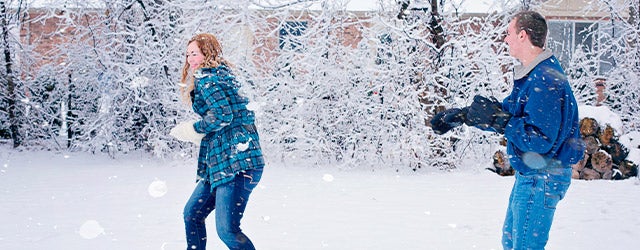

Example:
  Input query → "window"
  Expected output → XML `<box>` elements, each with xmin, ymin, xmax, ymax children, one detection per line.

<box><xmin>279</xmin><ymin>21</ymin><xmax>307</xmax><ymax>51</ymax></box>
<box><xmin>375</xmin><ymin>34</ymin><xmax>393</xmax><ymax>65</ymax></box>
<box><xmin>547</xmin><ymin>20</ymin><xmax>617</xmax><ymax>75</ymax></box>
<box><xmin>547</xmin><ymin>21</ymin><xmax>573</xmax><ymax>69</ymax></box>
<box><xmin>596</xmin><ymin>21</ymin><xmax>623</xmax><ymax>74</ymax></box>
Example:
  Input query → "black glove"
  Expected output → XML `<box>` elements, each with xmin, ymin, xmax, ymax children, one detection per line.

<box><xmin>465</xmin><ymin>95</ymin><xmax>512</xmax><ymax>134</ymax></box>
<box><xmin>430</xmin><ymin>107</ymin><xmax>468</xmax><ymax>135</ymax></box>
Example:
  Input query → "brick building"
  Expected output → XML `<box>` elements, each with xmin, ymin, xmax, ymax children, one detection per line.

<box><xmin>17</xmin><ymin>1</ymin><xmax>628</xmax><ymax>79</ymax></box>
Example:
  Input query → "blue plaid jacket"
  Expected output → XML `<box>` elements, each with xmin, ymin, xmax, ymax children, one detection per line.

<box><xmin>191</xmin><ymin>64</ymin><xmax>264</xmax><ymax>189</ymax></box>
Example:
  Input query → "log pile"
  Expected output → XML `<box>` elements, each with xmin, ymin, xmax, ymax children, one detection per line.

<box><xmin>571</xmin><ymin>117</ymin><xmax>638</xmax><ymax>180</ymax></box>
<box><xmin>487</xmin><ymin>138</ymin><xmax>515</xmax><ymax>176</ymax></box>
<box><xmin>487</xmin><ymin>117</ymin><xmax>639</xmax><ymax>180</ymax></box>
<box><xmin>487</xmin><ymin>150</ymin><xmax>514</xmax><ymax>176</ymax></box>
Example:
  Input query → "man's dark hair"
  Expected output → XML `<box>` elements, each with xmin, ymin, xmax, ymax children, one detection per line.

<box><xmin>513</xmin><ymin>11</ymin><xmax>547</xmax><ymax>48</ymax></box>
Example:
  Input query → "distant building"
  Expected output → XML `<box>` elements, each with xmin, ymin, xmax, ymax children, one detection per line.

<box><xmin>539</xmin><ymin>0</ymin><xmax>631</xmax><ymax>75</ymax></box>
<box><xmin>18</xmin><ymin>1</ymin><xmax>628</xmax><ymax>78</ymax></box>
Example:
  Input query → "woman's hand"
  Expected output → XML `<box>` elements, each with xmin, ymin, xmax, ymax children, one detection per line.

<box><xmin>170</xmin><ymin>121</ymin><xmax>204</xmax><ymax>144</ymax></box>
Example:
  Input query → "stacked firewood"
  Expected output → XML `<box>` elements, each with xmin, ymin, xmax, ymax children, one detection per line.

<box><xmin>489</xmin><ymin>149</ymin><xmax>514</xmax><ymax>176</ymax></box>
<box><xmin>571</xmin><ymin>117</ymin><xmax>638</xmax><ymax>180</ymax></box>
<box><xmin>487</xmin><ymin>118</ymin><xmax>639</xmax><ymax>180</ymax></box>
<box><xmin>487</xmin><ymin>138</ymin><xmax>515</xmax><ymax>176</ymax></box>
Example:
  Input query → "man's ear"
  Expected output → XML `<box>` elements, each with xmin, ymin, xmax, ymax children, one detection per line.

<box><xmin>518</xmin><ymin>30</ymin><xmax>527</xmax><ymax>39</ymax></box>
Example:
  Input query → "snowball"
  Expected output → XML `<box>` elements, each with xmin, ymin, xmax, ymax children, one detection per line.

<box><xmin>78</xmin><ymin>220</ymin><xmax>104</xmax><ymax>239</ymax></box>
<box><xmin>322</xmin><ymin>174</ymin><xmax>335</xmax><ymax>182</ymax></box>
<box><xmin>236</xmin><ymin>138</ymin><xmax>252</xmax><ymax>152</ymax></box>
<box><xmin>522</xmin><ymin>152</ymin><xmax>546</xmax><ymax>169</ymax></box>
<box><xmin>148</xmin><ymin>180</ymin><xmax>168</xmax><ymax>198</ymax></box>
<box><xmin>160</xmin><ymin>241</ymin><xmax>187</xmax><ymax>250</ymax></box>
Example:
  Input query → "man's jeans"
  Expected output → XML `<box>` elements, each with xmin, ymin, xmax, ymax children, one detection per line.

<box><xmin>184</xmin><ymin>168</ymin><xmax>263</xmax><ymax>250</ymax></box>
<box><xmin>502</xmin><ymin>167</ymin><xmax>571</xmax><ymax>250</ymax></box>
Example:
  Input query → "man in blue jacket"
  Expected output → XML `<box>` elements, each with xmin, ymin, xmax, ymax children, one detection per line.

<box><xmin>431</xmin><ymin>11</ymin><xmax>584</xmax><ymax>249</ymax></box>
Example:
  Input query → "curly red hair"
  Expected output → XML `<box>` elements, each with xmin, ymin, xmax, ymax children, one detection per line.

<box><xmin>179</xmin><ymin>33</ymin><xmax>231</xmax><ymax>102</ymax></box>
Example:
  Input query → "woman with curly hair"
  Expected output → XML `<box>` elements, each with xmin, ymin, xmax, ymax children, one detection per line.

<box><xmin>170</xmin><ymin>33</ymin><xmax>265</xmax><ymax>250</ymax></box>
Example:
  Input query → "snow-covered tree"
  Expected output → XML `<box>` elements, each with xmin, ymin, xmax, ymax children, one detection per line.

<box><xmin>1</xmin><ymin>0</ymin><xmax>28</xmax><ymax>148</ymax></box>
<box><xmin>18</xmin><ymin>0</ymin><xmax>186</xmax><ymax>156</ymax></box>
<box><xmin>562</xmin><ymin>0</ymin><xmax>640</xmax><ymax>132</ymax></box>
<box><xmin>4</xmin><ymin>0</ymin><xmax>638</xmax><ymax>171</ymax></box>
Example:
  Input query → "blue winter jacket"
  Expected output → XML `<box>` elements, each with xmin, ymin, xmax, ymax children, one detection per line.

<box><xmin>501</xmin><ymin>49</ymin><xmax>584</xmax><ymax>174</ymax></box>
<box><xmin>191</xmin><ymin>64</ymin><xmax>264</xmax><ymax>189</ymax></box>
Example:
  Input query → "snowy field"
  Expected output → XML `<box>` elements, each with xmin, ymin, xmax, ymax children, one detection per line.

<box><xmin>1</xmin><ymin>147</ymin><xmax>639</xmax><ymax>250</ymax></box>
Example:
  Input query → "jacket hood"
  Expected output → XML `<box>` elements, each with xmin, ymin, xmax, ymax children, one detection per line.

<box><xmin>513</xmin><ymin>48</ymin><xmax>553</xmax><ymax>80</ymax></box>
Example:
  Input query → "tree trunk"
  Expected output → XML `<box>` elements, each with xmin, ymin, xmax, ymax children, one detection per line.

<box><xmin>631</xmin><ymin>3</ymin><xmax>640</xmax><ymax>73</ymax></box>
<box><xmin>1</xmin><ymin>1</ymin><xmax>20</xmax><ymax>148</ymax></box>
<box><xmin>66</xmin><ymin>73</ymin><xmax>73</xmax><ymax>148</ymax></box>
<box><xmin>429</xmin><ymin>0</ymin><xmax>445</xmax><ymax>49</ymax></box>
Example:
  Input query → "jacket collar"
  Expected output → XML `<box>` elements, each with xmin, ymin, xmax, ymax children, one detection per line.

<box><xmin>513</xmin><ymin>48</ymin><xmax>553</xmax><ymax>80</ymax></box>
<box><xmin>194</xmin><ymin>64</ymin><xmax>229</xmax><ymax>79</ymax></box>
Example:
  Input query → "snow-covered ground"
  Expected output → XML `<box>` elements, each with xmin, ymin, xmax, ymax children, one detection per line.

<box><xmin>1</xmin><ymin>147</ymin><xmax>639</xmax><ymax>250</ymax></box>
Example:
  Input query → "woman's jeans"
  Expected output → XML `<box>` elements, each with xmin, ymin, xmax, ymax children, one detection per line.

<box><xmin>184</xmin><ymin>168</ymin><xmax>263</xmax><ymax>250</ymax></box>
<box><xmin>502</xmin><ymin>167</ymin><xmax>571</xmax><ymax>250</ymax></box>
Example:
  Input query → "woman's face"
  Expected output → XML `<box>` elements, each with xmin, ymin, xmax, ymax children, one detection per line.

<box><xmin>186</xmin><ymin>41</ymin><xmax>205</xmax><ymax>70</ymax></box>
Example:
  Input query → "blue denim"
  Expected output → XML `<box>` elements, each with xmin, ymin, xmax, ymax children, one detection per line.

<box><xmin>502</xmin><ymin>166</ymin><xmax>571</xmax><ymax>250</ymax></box>
<box><xmin>184</xmin><ymin>168</ymin><xmax>263</xmax><ymax>250</ymax></box>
